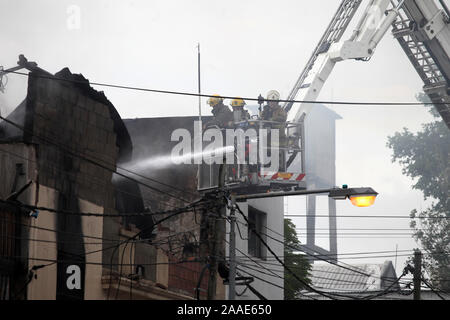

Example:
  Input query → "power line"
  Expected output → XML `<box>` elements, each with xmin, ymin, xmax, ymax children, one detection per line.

<box><xmin>232</xmin><ymin>201</ymin><xmax>362</xmax><ymax>300</ymax></box>
<box><xmin>222</xmin><ymin>238</ymin><xmax>282</xmax><ymax>280</ymax></box>
<box><xmin>6</xmin><ymin>69</ymin><xmax>447</xmax><ymax>106</ymax></box>
<box><xmin>257</xmin><ymin>225</ymin><xmax>409</xmax><ymax>284</ymax></box>
<box><xmin>241</xmin><ymin>261</ymin><xmax>411</xmax><ymax>289</ymax></box>
<box><xmin>0</xmin><ymin>216</ymin><xmax>200</xmax><ymax>248</ymax></box>
<box><xmin>421</xmin><ymin>277</ymin><xmax>447</xmax><ymax>300</ymax></box>
<box><xmin>0</xmin><ymin>114</ymin><xmax>194</xmax><ymax>207</ymax></box>
<box><xmin>235</xmin><ymin>217</ymin><xmax>446</xmax><ymax>256</ymax></box>
<box><xmin>285</xmin><ymin>214</ymin><xmax>450</xmax><ymax>219</ymax></box>
<box><xmin>234</xmin><ymin>210</ymin><xmax>416</xmax><ymax>286</ymax></box>
<box><xmin>0</xmin><ymin>196</ymin><xmax>213</xmax><ymax>218</ymax></box>
<box><xmin>0</xmin><ymin>146</ymin><xmax>164</xmax><ymax>209</ymax></box>
<box><xmin>295</xmin><ymin>228</ymin><xmax>416</xmax><ymax>231</ymax></box>
<box><xmin>5</xmin><ymin>255</ymin><xmax>205</xmax><ymax>267</ymax></box>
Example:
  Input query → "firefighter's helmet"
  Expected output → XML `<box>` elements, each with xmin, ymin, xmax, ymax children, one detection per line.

<box><xmin>230</xmin><ymin>97</ymin><xmax>246</xmax><ymax>108</ymax></box>
<box><xmin>207</xmin><ymin>94</ymin><xmax>223</xmax><ymax>107</ymax></box>
<box><xmin>266</xmin><ymin>90</ymin><xmax>280</xmax><ymax>101</ymax></box>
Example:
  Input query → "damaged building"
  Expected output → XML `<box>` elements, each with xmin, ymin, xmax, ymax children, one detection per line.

<box><xmin>0</xmin><ymin>58</ymin><xmax>213</xmax><ymax>300</ymax></box>
<box><xmin>0</xmin><ymin>56</ymin><xmax>284</xmax><ymax>301</ymax></box>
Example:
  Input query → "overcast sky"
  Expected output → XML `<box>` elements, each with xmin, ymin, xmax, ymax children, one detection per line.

<box><xmin>1</xmin><ymin>0</ymin><xmax>444</xmax><ymax>279</ymax></box>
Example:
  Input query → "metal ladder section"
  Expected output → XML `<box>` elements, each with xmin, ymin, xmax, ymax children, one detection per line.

<box><xmin>283</xmin><ymin>0</ymin><xmax>363</xmax><ymax>112</ymax></box>
<box><xmin>391</xmin><ymin>0</ymin><xmax>450</xmax><ymax>128</ymax></box>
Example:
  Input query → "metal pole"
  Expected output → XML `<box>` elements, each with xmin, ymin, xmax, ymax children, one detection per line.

<box><xmin>228</xmin><ymin>194</ymin><xmax>236</xmax><ymax>300</ymax></box>
<box><xmin>197</xmin><ymin>43</ymin><xmax>202</xmax><ymax>121</ymax></box>
<box><xmin>235</xmin><ymin>188</ymin><xmax>333</xmax><ymax>201</ymax></box>
<box><xmin>206</xmin><ymin>166</ymin><xmax>226</xmax><ymax>300</ymax></box>
<box><xmin>439</xmin><ymin>0</ymin><xmax>450</xmax><ymax>18</ymax></box>
<box><xmin>413</xmin><ymin>249</ymin><xmax>422</xmax><ymax>300</ymax></box>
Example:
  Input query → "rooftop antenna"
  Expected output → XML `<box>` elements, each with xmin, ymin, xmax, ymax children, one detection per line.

<box><xmin>197</xmin><ymin>43</ymin><xmax>202</xmax><ymax>123</ymax></box>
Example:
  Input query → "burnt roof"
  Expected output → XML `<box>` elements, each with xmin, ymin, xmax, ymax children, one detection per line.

<box><xmin>0</xmin><ymin>67</ymin><xmax>133</xmax><ymax>162</ymax></box>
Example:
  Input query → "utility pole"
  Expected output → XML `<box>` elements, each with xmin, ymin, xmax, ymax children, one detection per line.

<box><xmin>413</xmin><ymin>249</ymin><xmax>422</xmax><ymax>300</ymax></box>
<box><xmin>228</xmin><ymin>194</ymin><xmax>237</xmax><ymax>300</ymax></box>
<box><xmin>206</xmin><ymin>167</ymin><xmax>227</xmax><ymax>300</ymax></box>
<box><xmin>206</xmin><ymin>201</ymin><xmax>225</xmax><ymax>300</ymax></box>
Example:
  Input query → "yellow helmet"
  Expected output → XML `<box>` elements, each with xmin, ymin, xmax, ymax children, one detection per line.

<box><xmin>207</xmin><ymin>94</ymin><xmax>223</xmax><ymax>107</ymax></box>
<box><xmin>230</xmin><ymin>97</ymin><xmax>246</xmax><ymax>108</ymax></box>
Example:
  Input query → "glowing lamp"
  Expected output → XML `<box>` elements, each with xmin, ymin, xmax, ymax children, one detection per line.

<box><xmin>349</xmin><ymin>195</ymin><xmax>377</xmax><ymax>207</ymax></box>
<box><xmin>329</xmin><ymin>186</ymin><xmax>378</xmax><ymax>208</ymax></box>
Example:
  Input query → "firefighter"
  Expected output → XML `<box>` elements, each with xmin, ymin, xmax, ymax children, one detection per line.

<box><xmin>230</xmin><ymin>97</ymin><xmax>250</xmax><ymax>123</ymax></box>
<box><xmin>230</xmin><ymin>97</ymin><xmax>252</xmax><ymax>180</ymax></box>
<box><xmin>261</xmin><ymin>90</ymin><xmax>287</xmax><ymax>123</ymax></box>
<box><xmin>207</xmin><ymin>94</ymin><xmax>233</xmax><ymax>128</ymax></box>
<box><xmin>261</xmin><ymin>90</ymin><xmax>287</xmax><ymax>171</ymax></box>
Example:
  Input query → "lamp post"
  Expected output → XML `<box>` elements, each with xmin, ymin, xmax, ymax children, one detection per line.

<box><xmin>234</xmin><ymin>185</ymin><xmax>378</xmax><ymax>205</ymax></box>
<box><xmin>228</xmin><ymin>185</ymin><xmax>378</xmax><ymax>300</ymax></box>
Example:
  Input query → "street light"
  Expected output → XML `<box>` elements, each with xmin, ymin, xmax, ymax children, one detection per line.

<box><xmin>226</xmin><ymin>184</ymin><xmax>378</xmax><ymax>300</ymax></box>
<box><xmin>328</xmin><ymin>186</ymin><xmax>378</xmax><ymax>207</ymax></box>
<box><xmin>234</xmin><ymin>185</ymin><xmax>378</xmax><ymax>207</ymax></box>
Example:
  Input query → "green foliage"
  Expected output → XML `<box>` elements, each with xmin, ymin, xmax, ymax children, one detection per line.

<box><xmin>387</xmin><ymin>101</ymin><xmax>450</xmax><ymax>290</ymax></box>
<box><xmin>284</xmin><ymin>218</ymin><xmax>311</xmax><ymax>299</ymax></box>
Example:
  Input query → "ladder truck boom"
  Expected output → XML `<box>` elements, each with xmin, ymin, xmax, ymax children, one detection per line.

<box><xmin>285</xmin><ymin>0</ymin><xmax>450</xmax><ymax>129</ymax></box>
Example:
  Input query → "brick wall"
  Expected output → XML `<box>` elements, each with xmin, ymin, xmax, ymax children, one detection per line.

<box><xmin>26</xmin><ymin>70</ymin><xmax>119</xmax><ymax>210</ymax></box>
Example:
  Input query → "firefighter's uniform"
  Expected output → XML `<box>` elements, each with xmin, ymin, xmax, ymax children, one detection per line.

<box><xmin>261</xmin><ymin>90</ymin><xmax>287</xmax><ymax>171</ymax></box>
<box><xmin>231</xmin><ymin>97</ymin><xmax>250</xmax><ymax>123</ymax></box>
<box><xmin>207</xmin><ymin>95</ymin><xmax>233</xmax><ymax>128</ymax></box>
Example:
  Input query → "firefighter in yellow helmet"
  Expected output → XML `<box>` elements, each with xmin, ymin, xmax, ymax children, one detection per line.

<box><xmin>261</xmin><ymin>90</ymin><xmax>287</xmax><ymax>171</ymax></box>
<box><xmin>230</xmin><ymin>97</ymin><xmax>250</xmax><ymax>123</ymax></box>
<box><xmin>207</xmin><ymin>94</ymin><xmax>233</xmax><ymax>128</ymax></box>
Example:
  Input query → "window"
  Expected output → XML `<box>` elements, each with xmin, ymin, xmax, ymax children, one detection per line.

<box><xmin>247</xmin><ymin>206</ymin><xmax>267</xmax><ymax>259</ymax></box>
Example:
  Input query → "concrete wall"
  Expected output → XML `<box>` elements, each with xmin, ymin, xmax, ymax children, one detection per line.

<box><xmin>25</xmin><ymin>184</ymin><xmax>106</xmax><ymax>300</ymax></box>
<box><xmin>227</xmin><ymin>197</ymin><xmax>284</xmax><ymax>300</ymax></box>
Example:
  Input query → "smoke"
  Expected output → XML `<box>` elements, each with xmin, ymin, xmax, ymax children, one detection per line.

<box><xmin>116</xmin><ymin>145</ymin><xmax>235</xmax><ymax>178</ymax></box>
<box><xmin>0</xmin><ymin>71</ymin><xmax>28</xmax><ymax>117</ymax></box>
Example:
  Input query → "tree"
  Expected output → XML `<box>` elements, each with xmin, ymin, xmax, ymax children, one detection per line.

<box><xmin>284</xmin><ymin>218</ymin><xmax>311</xmax><ymax>299</ymax></box>
<box><xmin>387</xmin><ymin>94</ymin><xmax>450</xmax><ymax>291</ymax></box>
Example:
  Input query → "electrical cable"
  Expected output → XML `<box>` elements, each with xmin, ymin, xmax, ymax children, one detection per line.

<box><xmin>232</xmin><ymin>201</ymin><xmax>359</xmax><ymax>300</ymax></box>
<box><xmin>256</xmin><ymin>229</ymin><xmax>414</xmax><ymax>286</ymax></box>
<box><xmin>195</xmin><ymin>262</ymin><xmax>210</xmax><ymax>300</ymax></box>
<box><xmin>285</xmin><ymin>214</ymin><xmax>450</xmax><ymax>219</ymax></box>
<box><xmin>251</xmin><ymin>219</ymin><xmax>417</xmax><ymax>282</ymax></box>
<box><xmin>0</xmin><ymin>114</ymin><xmax>194</xmax><ymax>207</ymax></box>
<box><xmin>11</xmin><ymin>263</ymin><xmax>55</xmax><ymax>300</ymax></box>
<box><xmin>222</xmin><ymin>239</ymin><xmax>282</xmax><ymax>280</ymax></box>
<box><xmin>235</xmin><ymin>266</ymin><xmax>316</xmax><ymax>300</ymax></box>
<box><xmin>6</xmin><ymin>69</ymin><xmax>449</xmax><ymax>106</ymax></box>
<box><xmin>421</xmin><ymin>277</ymin><xmax>447</xmax><ymax>300</ymax></box>
<box><xmin>234</xmin><ymin>200</ymin><xmax>421</xmax><ymax>294</ymax></box>
<box><xmin>0</xmin><ymin>147</ymin><xmax>165</xmax><ymax>209</ymax></box>
<box><xmin>360</xmin><ymin>266</ymin><xmax>409</xmax><ymax>300</ymax></box>
<box><xmin>0</xmin><ymin>197</ymin><xmax>201</xmax><ymax>218</ymax></box>
<box><xmin>236</xmin><ymin>219</ymin><xmax>448</xmax><ymax>260</ymax></box>
<box><xmin>106</xmin><ymin>198</ymin><xmax>208</xmax><ymax>299</ymax></box>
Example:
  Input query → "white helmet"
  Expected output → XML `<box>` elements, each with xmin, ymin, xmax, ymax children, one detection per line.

<box><xmin>266</xmin><ymin>90</ymin><xmax>280</xmax><ymax>101</ymax></box>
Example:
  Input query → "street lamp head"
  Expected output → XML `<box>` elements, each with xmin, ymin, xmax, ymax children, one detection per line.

<box><xmin>329</xmin><ymin>187</ymin><xmax>378</xmax><ymax>207</ymax></box>
<box><xmin>349</xmin><ymin>195</ymin><xmax>377</xmax><ymax>207</ymax></box>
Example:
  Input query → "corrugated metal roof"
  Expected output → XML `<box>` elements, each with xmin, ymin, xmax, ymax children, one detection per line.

<box><xmin>308</xmin><ymin>261</ymin><xmax>398</xmax><ymax>293</ymax></box>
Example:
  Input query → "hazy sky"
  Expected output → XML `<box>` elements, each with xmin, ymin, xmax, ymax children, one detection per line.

<box><xmin>1</xmin><ymin>0</ymin><xmax>444</xmax><ymax>279</ymax></box>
